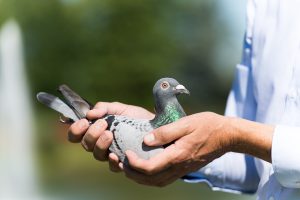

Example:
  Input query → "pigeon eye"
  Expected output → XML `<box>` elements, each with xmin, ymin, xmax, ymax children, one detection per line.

<box><xmin>161</xmin><ymin>82</ymin><xmax>169</xmax><ymax>90</ymax></box>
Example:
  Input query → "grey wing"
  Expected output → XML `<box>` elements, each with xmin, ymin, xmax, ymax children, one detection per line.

<box><xmin>36</xmin><ymin>92</ymin><xmax>80</xmax><ymax>122</ymax></box>
<box><xmin>58</xmin><ymin>84</ymin><xmax>91</xmax><ymax>119</ymax></box>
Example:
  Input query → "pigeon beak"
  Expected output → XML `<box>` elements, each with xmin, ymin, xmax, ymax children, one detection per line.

<box><xmin>175</xmin><ymin>84</ymin><xmax>190</xmax><ymax>95</ymax></box>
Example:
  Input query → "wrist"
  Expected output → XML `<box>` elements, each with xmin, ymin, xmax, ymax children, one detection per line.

<box><xmin>222</xmin><ymin>116</ymin><xmax>240</xmax><ymax>153</ymax></box>
<box><xmin>226</xmin><ymin>117</ymin><xmax>246</xmax><ymax>153</ymax></box>
<box><xmin>210</xmin><ymin>114</ymin><xmax>237</xmax><ymax>154</ymax></box>
<box><xmin>226</xmin><ymin>117</ymin><xmax>274</xmax><ymax>162</ymax></box>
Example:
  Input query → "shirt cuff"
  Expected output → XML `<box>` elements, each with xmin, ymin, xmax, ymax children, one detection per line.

<box><xmin>182</xmin><ymin>172</ymin><xmax>243</xmax><ymax>194</ymax></box>
<box><xmin>272</xmin><ymin>125</ymin><xmax>300</xmax><ymax>188</ymax></box>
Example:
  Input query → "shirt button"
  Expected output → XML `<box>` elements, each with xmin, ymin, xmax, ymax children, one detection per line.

<box><xmin>269</xmin><ymin>196</ymin><xmax>275</xmax><ymax>200</ymax></box>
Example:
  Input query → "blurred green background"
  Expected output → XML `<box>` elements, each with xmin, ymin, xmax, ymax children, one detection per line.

<box><xmin>0</xmin><ymin>0</ymin><xmax>255</xmax><ymax>199</ymax></box>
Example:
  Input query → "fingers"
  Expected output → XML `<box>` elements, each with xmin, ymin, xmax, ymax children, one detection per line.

<box><xmin>124</xmin><ymin>147</ymin><xmax>191</xmax><ymax>187</ymax></box>
<box><xmin>108</xmin><ymin>153</ymin><xmax>122</xmax><ymax>172</ymax></box>
<box><xmin>87</xmin><ymin>108</ymin><xmax>107</xmax><ymax>120</ymax></box>
<box><xmin>123</xmin><ymin>164</ymin><xmax>178</xmax><ymax>187</ymax></box>
<box><xmin>68</xmin><ymin>119</ymin><xmax>89</xmax><ymax>143</ymax></box>
<box><xmin>70</xmin><ymin>118</ymin><xmax>120</xmax><ymax>170</ymax></box>
<box><xmin>87</xmin><ymin>102</ymin><xmax>126</xmax><ymax>120</ymax></box>
<box><xmin>144</xmin><ymin>118</ymin><xmax>191</xmax><ymax>146</ymax></box>
<box><xmin>81</xmin><ymin>119</ymin><xmax>108</xmax><ymax>151</ymax></box>
<box><xmin>92</xmin><ymin>130</ymin><xmax>113</xmax><ymax>161</ymax></box>
<box><xmin>126</xmin><ymin>145</ymin><xmax>178</xmax><ymax>175</ymax></box>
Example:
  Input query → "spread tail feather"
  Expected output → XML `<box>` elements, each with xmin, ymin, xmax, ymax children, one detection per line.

<box><xmin>36</xmin><ymin>92</ymin><xmax>80</xmax><ymax>122</ymax></box>
<box><xmin>58</xmin><ymin>84</ymin><xmax>92</xmax><ymax>119</ymax></box>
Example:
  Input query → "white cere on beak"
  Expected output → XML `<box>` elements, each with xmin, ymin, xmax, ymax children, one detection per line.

<box><xmin>175</xmin><ymin>84</ymin><xmax>186</xmax><ymax>90</ymax></box>
<box><xmin>175</xmin><ymin>84</ymin><xmax>190</xmax><ymax>94</ymax></box>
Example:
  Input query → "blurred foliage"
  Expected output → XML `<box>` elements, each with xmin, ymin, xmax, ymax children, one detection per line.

<box><xmin>1</xmin><ymin>0</ymin><xmax>230</xmax><ymax>111</ymax></box>
<box><xmin>0</xmin><ymin>0</ymin><xmax>251</xmax><ymax>199</ymax></box>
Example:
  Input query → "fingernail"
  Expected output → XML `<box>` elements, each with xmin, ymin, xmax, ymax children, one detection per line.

<box><xmin>95</xmin><ymin>120</ymin><xmax>102</xmax><ymax>128</ymax></box>
<box><xmin>93</xmin><ymin>120</ymin><xmax>105</xmax><ymax>131</ymax></box>
<box><xmin>144</xmin><ymin>133</ymin><xmax>155</xmax><ymax>143</ymax></box>
<box><xmin>98</xmin><ymin>119</ymin><xmax>107</xmax><ymax>126</ymax></box>
<box><xmin>119</xmin><ymin>163</ymin><xmax>124</xmax><ymax>170</ymax></box>
<box><xmin>79</xmin><ymin>120</ymin><xmax>88</xmax><ymax>129</ymax></box>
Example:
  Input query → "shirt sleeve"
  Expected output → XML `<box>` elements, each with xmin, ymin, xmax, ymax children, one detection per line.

<box><xmin>272</xmin><ymin>125</ymin><xmax>300</xmax><ymax>188</ymax></box>
<box><xmin>182</xmin><ymin>153</ymin><xmax>260</xmax><ymax>194</ymax></box>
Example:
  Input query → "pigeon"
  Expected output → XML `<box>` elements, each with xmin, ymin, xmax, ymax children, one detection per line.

<box><xmin>36</xmin><ymin>78</ymin><xmax>190</xmax><ymax>163</ymax></box>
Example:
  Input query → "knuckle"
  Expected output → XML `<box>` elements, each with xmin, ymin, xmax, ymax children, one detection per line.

<box><xmin>183</xmin><ymin>120</ymin><xmax>192</xmax><ymax>133</ymax></box>
<box><xmin>179</xmin><ymin>117</ymin><xmax>193</xmax><ymax>134</ymax></box>
<box><xmin>86</xmin><ymin>122</ymin><xmax>104</xmax><ymax>139</ymax></box>
<box><xmin>68</xmin><ymin>128</ymin><xmax>82</xmax><ymax>143</ymax></box>
<box><xmin>202</xmin><ymin>111</ymin><xmax>216</xmax><ymax>119</ymax></box>
<box><xmin>95</xmin><ymin>139</ymin><xmax>107</xmax><ymax>151</ymax></box>
<box><xmin>156</xmin><ymin>129</ymin><xmax>168</xmax><ymax>142</ymax></box>
<box><xmin>69</xmin><ymin>124</ymin><xmax>81</xmax><ymax>136</ymax></box>
<box><xmin>98</xmin><ymin>132</ymin><xmax>113</xmax><ymax>147</ymax></box>
<box><xmin>88</xmin><ymin>108</ymin><xmax>105</xmax><ymax>116</ymax></box>
<box><xmin>98</xmin><ymin>119</ymin><xmax>108</xmax><ymax>128</ymax></box>
<box><xmin>85</xmin><ymin>131</ymin><xmax>98</xmax><ymax>142</ymax></box>
<box><xmin>93</xmin><ymin>148</ymin><xmax>107</xmax><ymax>161</ymax></box>
<box><xmin>174</xmin><ymin>148</ymin><xmax>189</xmax><ymax>163</ymax></box>
<box><xmin>95</xmin><ymin>102</ymin><xmax>103</xmax><ymax>108</ymax></box>
<box><xmin>81</xmin><ymin>140</ymin><xmax>92</xmax><ymax>152</ymax></box>
<box><xmin>71</xmin><ymin>120</ymin><xmax>89</xmax><ymax>134</ymax></box>
<box><xmin>95</xmin><ymin>102</ymin><xmax>107</xmax><ymax>109</ymax></box>
<box><xmin>111</xmin><ymin>101</ymin><xmax>122</xmax><ymax>106</ymax></box>
<box><xmin>144</xmin><ymin>165</ymin><xmax>155</xmax><ymax>175</ymax></box>
<box><xmin>109</xmin><ymin>162</ymin><xmax>120</xmax><ymax>172</ymax></box>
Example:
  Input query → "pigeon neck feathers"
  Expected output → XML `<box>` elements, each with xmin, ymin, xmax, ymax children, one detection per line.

<box><xmin>150</xmin><ymin>97</ymin><xmax>186</xmax><ymax>128</ymax></box>
<box><xmin>150</xmin><ymin>78</ymin><xmax>188</xmax><ymax>128</ymax></box>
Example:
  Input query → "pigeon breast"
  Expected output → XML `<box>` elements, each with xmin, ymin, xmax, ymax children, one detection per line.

<box><xmin>104</xmin><ymin>115</ymin><xmax>163</xmax><ymax>163</ymax></box>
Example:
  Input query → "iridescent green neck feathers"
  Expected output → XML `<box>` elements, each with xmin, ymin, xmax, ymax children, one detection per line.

<box><xmin>150</xmin><ymin>101</ymin><xmax>186</xmax><ymax>128</ymax></box>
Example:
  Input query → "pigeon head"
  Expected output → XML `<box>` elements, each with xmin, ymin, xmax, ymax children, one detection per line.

<box><xmin>153</xmin><ymin>77</ymin><xmax>190</xmax><ymax>99</ymax></box>
<box><xmin>151</xmin><ymin>78</ymin><xmax>189</xmax><ymax>128</ymax></box>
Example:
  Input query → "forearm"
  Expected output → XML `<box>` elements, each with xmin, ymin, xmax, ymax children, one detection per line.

<box><xmin>227</xmin><ymin>117</ymin><xmax>274</xmax><ymax>163</ymax></box>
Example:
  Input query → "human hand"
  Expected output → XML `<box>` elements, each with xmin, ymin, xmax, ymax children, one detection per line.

<box><xmin>121</xmin><ymin>112</ymin><xmax>232</xmax><ymax>186</ymax></box>
<box><xmin>68</xmin><ymin>102</ymin><xmax>154</xmax><ymax>172</ymax></box>
<box><xmin>122</xmin><ymin>111</ymin><xmax>274</xmax><ymax>187</ymax></box>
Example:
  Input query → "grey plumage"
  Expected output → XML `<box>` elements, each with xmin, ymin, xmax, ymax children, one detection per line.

<box><xmin>105</xmin><ymin>115</ymin><xmax>162</xmax><ymax>162</ymax></box>
<box><xmin>37</xmin><ymin>92</ymin><xmax>80</xmax><ymax>122</ymax></box>
<box><xmin>58</xmin><ymin>84</ymin><xmax>91</xmax><ymax>118</ymax></box>
<box><xmin>37</xmin><ymin>77</ymin><xmax>189</xmax><ymax>162</ymax></box>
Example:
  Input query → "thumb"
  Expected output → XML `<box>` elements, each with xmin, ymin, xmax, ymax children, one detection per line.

<box><xmin>144</xmin><ymin>118</ymin><xmax>190</xmax><ymax>146</ymax></box>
